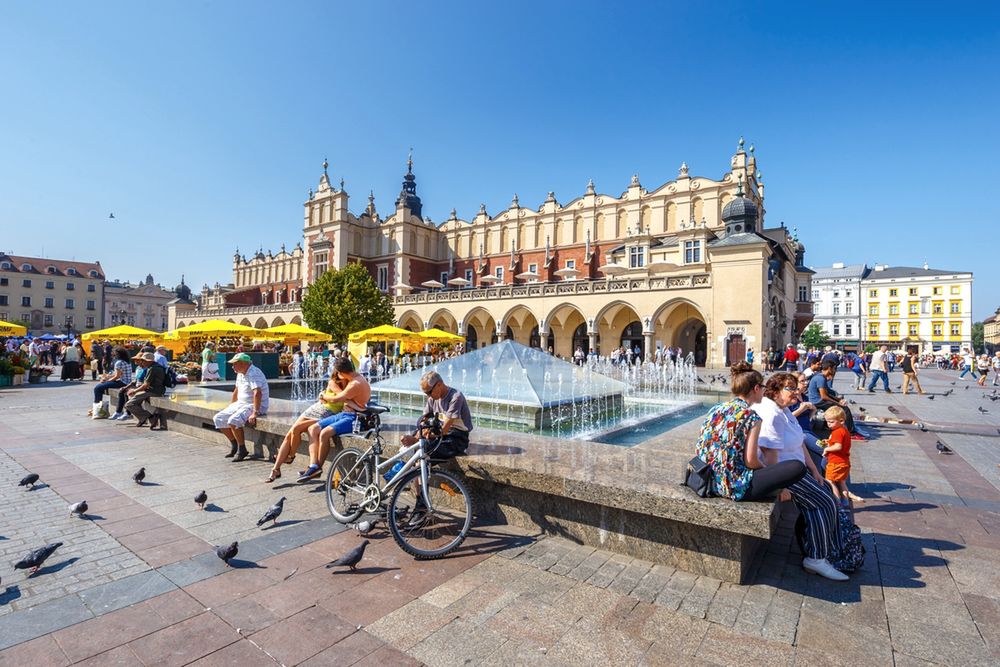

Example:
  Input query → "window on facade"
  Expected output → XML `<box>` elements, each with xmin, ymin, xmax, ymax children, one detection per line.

<box><xmin>845</xmin><ymin>290</ymin><xmax>852</xmax><ymax>299</ymax></box>
<box><xmin>833</xmin><ymin>324</ymin><xmax>840</xmax><ymax>336</ymax></box>
<box><xmin>21</xmin><ymin>313</ymin><xmax>30</xmax><ymax>323</ymax></box>
<box><xmin>869</xmin><ymin>305</ymin><xmax>878</xmax><ymax>316</ymax></box>
<box><xmin>869</xmin><ymin>289</ymin><xmax>878</xmax><ymax>298</ymax></box>
<box><xmin>44</xmin><ymin>314</ymin><xmax>52</xmax><ymax>326</ymax></box>
<box><xmin>67</xmin><ymin>268</ymin><xmax>77</xmax><ymax>276</ymax></box>
<box><xmin>933</xmin><ymin>303</ymin><xmax>943</xmax><ymax>315</ymax></box>
<box><xmin>833</xmin><ymin>303</ymin><xmax>840</xmax><ymax>315</ymax></box>
<box><xmin>869</xmin><ymin>323</ymin><xmax>879</xmax><ymax>337</ymax></box>
<box><xmin>528</xmin><ymin>263</ymin><xmax>538</xmax><ymax>274</ymax></box>
<box><xmin>950</xmin><ymin>302</ymin><xmax>960</xmax><ymax>314</ymax></box>
<box><xmin>86</xmin><ymin>316</ymin><xmax>95</xmax><ymax>328</ymax></box>
<box><xmin>932</xmin><ymin>286</ymin><xmax>942</xmax><ymax>295</ymax></box>
<box><xmin>0</xmin><ymin>277</ymin><xmax>6</xmax><ymax>286</ymax></box>
<box><xmin>44</xmin><ymin>297</ymin><xmax>53</xmax><ymax>308</ymax></box>
<box><xmin>950</xmin><ymin>323</ymin><xmax>960</xmax><ymax>337</ymax></box>
<box><xmin>845</xmin><ymin>302</ymin><xmax>853</xmax><ymax>314</ymax></box>
<box><xmin>440</xmin><ymin>271</ymin><xmax>449</xmax><ymax>285</ymax></box>
<box><xmin>86</xmin><ymin>300</ymin><xmax>95</xmax><ymax>311</ymax></box>
<box><xmin>566</xmin><ymin>259</ymin><xmax>576</xmax><ymax>270</ymax></box>
<box><xmin>889</xmin><ymin>288</ymin><xmax>898</xmax><ymax>297</ymax></box>
<box><xmin>683</xmin><ymin>241</ymin><xmax>701</xmax><ymax>264</ymax></box>
<box><xmin>889</xmin><ymin>323</ymin><xmax>899</xmax><ymax>337</ymax></box>
<box><xmin>798</xmin><ymin>285</ymin><xmax>808</xmax><ymax>302</ymax></box>
<box><xmin>87</xmin><ymin>284</ymin><xmax>95</xmax><ymax>292</ymax></box>
<box><xmin>909</xmin><ymin>324</ymin><xmax>918</xmax><ymax>337</ymax></box>
<box><xmin>933</xmin><ymin>323</ymin><xmax>943</xmax><ymax>336</ymax></box>
<box><xmin>909</xmin><ymin>303</ymin><xmax>918</xmax><ymax>315</ymax></box>
<box><xmin>145</xmin><ymin>316</ymin><xmax>153</xmax><ymax>328</ymax></box>
<box><xmin>313</xmin><ymin>251</ymin><xmax>328</xmax><ymax>278</ymax></box>
<box><xmin>0</xmin><ymin>296</ymin><xmax>7</xmax><ymax>306</ymax></box>
<box><xmin>812</xmin><ymin>289</ymin><xmax>819</xmax><ymax>300</ymax></box>
<box><xmin>45</xmin><ymin>281</ymin><xmax>54</xmax><ymax>289</ymax></box>
<box><xmin>950</xmin><ymin>285</ymin><xmax>960</xmax><ymax>295</ymax></box>
<box><xmin>464</xmin><ymin>269</ymin><xmax>473</xmax><ymax>284</ymax></box>
<box><xmin>66</xmin><ymin>282</ymin><xmax>74</xmax><ymax>291</ymax></box>
<box><xmin>845</xmin><ymin>324</ymin><xmax>853</xmax><ymax>336</ymax></box>
<box><xmin>909</xmin><ymin>287</ymin><xmax>918</xmax><ymax>296</ymax></box>
<box><xmin>65</xmin><ymin>298</ymin><xmax>74</xmax><ymax>309</ymax></box>
<box><xmin>495</xmin><ymin>267</ymin><xmax>504</xmax><ymax>283</ymax></box>
<box><xmin>22</xmin><ymin>279</ymin><xmax>31</xmax><ymax>288</ymax></box>
<box><xmin>889</xmin><ymin>304</ymin><xmax>899</xmax><ymax>315</ymax></box>
<box><xmin>21</xmin><ymin>263</ymin><xmax>32</xmax><ymax>271</ymax></box>
<box><xmin>21</xmin><ymin>296</ymin><xmax>30</xmax><ymax>307</ymax></box>
<box><xmin>376</xmin><ymin>265</ymin><xmax>388</xmax><ymax>292</ymax></box>
<box><xmin>629</xmin><ymin>246</ymin><xmax>646</xmax><ymax>268</ymax></box>
<box><xmin>833</xmin><ymin>290</ymin><xmax>839</xmax><ymax>298</ymax></box>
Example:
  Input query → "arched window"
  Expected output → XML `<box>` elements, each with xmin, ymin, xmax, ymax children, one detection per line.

<box><xmin>21</xmin><ymin>263</ymin><xmax>32</xmax><ymax>271</ymax></box>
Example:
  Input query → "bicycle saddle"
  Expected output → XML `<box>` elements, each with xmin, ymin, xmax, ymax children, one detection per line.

<box><xmin>362</xmin><ymin>403</ymin><xmax>390</xmax><ymax>415</ymax></box>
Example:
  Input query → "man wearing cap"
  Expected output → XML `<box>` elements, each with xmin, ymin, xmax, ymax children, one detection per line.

<box><xmin>124</xmin><ymin>352</ymin><xmax>168</xmax><ymax>428</ymax></box>
<box><xmin>153</xmin><ymin>345</ymin><xmax>170</xmax><ymax>368</ymax></box>
<box><xmin>213</xmin><ymin>353</ymin><xmax>269</xmax><ymax>462</ymax></box>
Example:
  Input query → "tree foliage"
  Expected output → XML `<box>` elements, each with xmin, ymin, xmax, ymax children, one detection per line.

<box><xmin>300</xmin><ymin>263</ymin><xmax>395</xmax><ymax>344</ymax></box>
<box><xmin>799</xmin><ymin>323</ymin><xmax>831</xmax><ymax>350</ymax></box>
<box><xmin>972</xmin><ymin>321</ymin><xmax>984</xmax><ymax>354</ymax></box>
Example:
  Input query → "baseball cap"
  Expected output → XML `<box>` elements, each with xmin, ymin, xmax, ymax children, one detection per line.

<box><xmin>228</xmin><ymin>352</ymin><xmax>252</xmax><ymax>364</ymax></box>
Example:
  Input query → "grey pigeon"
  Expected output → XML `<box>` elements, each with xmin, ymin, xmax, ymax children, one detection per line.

<box><xmin>848</xmin><ymin>399</ymin><xmax>856</xmax><ymax>405</ymax></box>
<box><xmin>887</xmin><ymin>406</ymin><xmax>899</xmax><ymax>414</ymax></box>
<box><xmin>326</xmin><ymin>540</ymin><xmax>369</xmax><ymax>571</ymax></box>
<box><xmin>857</xmin><ymin>406</ymin><xmax>866</xmax><ymax>413</ymax></box>
<box><xmin>19</xmin><ymin>473</ymin><xmax>39</xmax><ymax>490</ymax></box>
<box><xmin>943</xmin><ymin>389</ymin><xmax>954</xmax><ymax>397</ymax></box>
<box><xmin>965</xmin><ymin>385</ymin><xmax>969</xmax><ymax>390</ymax></box>
<box><xmin>257</xmin><ymin>496</ymin><xmax>285</xmax><ymax>527</ymax></box>
<box><xmin>950</xmin><ymin>381</ymin><xmax>956</xmax><ymax>385</ymax></box>
<box><xmin>927</xmin><ymin>395</ymin><xmax>934</xmax><ymax>400</ymax></box>
<box><xmin>69</xmin><ymin>501</ymin><xmax>88</xmax><ymax>517</ymax></box>
<box><xmin>132</xmin><ymin>467</ymin><xmax>146</xmax><ymax>484</ymax></box>
<box><xmin>14</xmin><ymin>542</ymin><xmax>63</xmax><ymax>574</ymax></box>
<box><xmin>216</xmin><ymin>541</ymin><xmax>238</xmax><ymax>566</ymax></box>
<box><xmin>194</xmin><ymin>491</ymin><xmax>208</xmax><ymax>510</ymax></box>
<box><xmin>936</xmin><ymin>441</ymin><xmax>953</xmax><ymax>455</ymax></box>
<box><xmin>978</xmin><ymin>406</ymin><xmax>988</xmax><ymax>414</ymax></box>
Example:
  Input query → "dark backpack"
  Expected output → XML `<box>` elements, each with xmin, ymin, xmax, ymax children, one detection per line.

<box><xmin>164</xmin><ymin>365</ymin><xmax>178</xmax><ymax>389</ymax></box>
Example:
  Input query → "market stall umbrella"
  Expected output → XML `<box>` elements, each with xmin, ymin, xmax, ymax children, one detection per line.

<box><xmin>348</xmin><ymin>324</ymin><xmax>421</xmax><ymax>343</ymax></box>
<box><xmin>646</xmin><ymin>260</ymin><xmax>678</xmax><ymax>273</ymax></box>
<box><xmin>515</xmin><ymin>271</ymin><xmax>541</xmax><ymax>281</ymax></box>
<box><xmin>479</xmin><ymin>275</ymin><xmax>501</xmax><ymax>284</ymax></box>
<box><xmin>0</xmin><ymin>320</ymin><xmax>27</xmax><ymax>336</ymax></box>
<box><xmin>598</xmin><ymin>263</ymin><xmax>628</xmax><ymax>276</ymax></box>
<box><xmin>446</xmin><ymin>277</ymin><xmax>471</xmax><ymax>287</ymax></box>
<box><xmin>390</xmin><ymin>282</ymin><xmax>413</xmax><ymax>293</ymax></box>
<box><xmin>553</xmin><ymin>267</ymin><xmax>581</xmax><ymax>279</ymax></box>
<box><xmin>81</xmin><ymin>324</ymin><xmax>160</xmax><ymax>354</ymax></box>
<box><xmin>169</xmin><ymin>319</ymin><xmax>261</xmax><ymax>339</ymax></box>
<box><xmin>417</xmin><ymin>328</ymin><xmax>466</xmax><ymax>344</ymax></box>
<box><xmin>420</xmin><ymin>279</ymin><xmax>445</xmax><ymax>289</ymax></box>
<box><xmin>261</xmin><ymin>323</ymin><xmax>332</xmax><ymax>344</ymax></box>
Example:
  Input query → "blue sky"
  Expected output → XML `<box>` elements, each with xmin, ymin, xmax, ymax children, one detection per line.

<box><xmin>2</xmin><ymin>1</ymin><xmax>998</xmax><ymax>318</ymax></box>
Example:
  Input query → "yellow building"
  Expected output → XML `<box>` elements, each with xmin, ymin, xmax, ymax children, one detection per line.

<box><xmin>0</xmin><ymin>253</ymin><xmax>105</xmax><ymax>335</ymax></box>
<box><xmin>861</xmin><ymin>264</ymin><xmax>973</xmax><ymax>354</ymax></box>
<box><xmin>984</xmin><ymin>307</ymin><xmax>1000</xmax><ymax>353</ymax></box>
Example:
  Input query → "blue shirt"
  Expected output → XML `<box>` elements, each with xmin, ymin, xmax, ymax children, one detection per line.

<box><xmin>788</xmin><ymin>400</ymin><xmax>814</xmax><ymax>433</ymax></box>
<box><xmin>807</xmin><ymin>373</ymin><xmax>829</xmax><ymax>404</ymax></box>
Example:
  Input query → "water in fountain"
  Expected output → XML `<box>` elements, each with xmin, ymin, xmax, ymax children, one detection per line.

<box><xmin>290</xmin><ymin>352</ymin><xmax>329</xmax><ymax>402</ymax></box>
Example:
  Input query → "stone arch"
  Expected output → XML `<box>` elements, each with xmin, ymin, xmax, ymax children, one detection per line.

<box><xmin>291</xmin><ymin>315</ymin><xmax>302</xmax><ymax>325</ymax></box>
<box><xmin>271</xmin><ymin>316</ymin><xmax>286</xmax><ymax>327</ymax></box>
<box><xmin>396</xmin><ymin>309</ymin><xmax>423</xmax><ymax>332</ymax></box>
<box><xmin>616</xmin><ymin>209</ymin><xmax>627</xmax><ymax>238</ymax></box>
<box><xmin>574</xmin><ymin>216</ymin><xmax>584</xmax><ymax>244</ymax></box>
<box><xmin>499</xmin><ymin>304</ymin><xmax>540</xmax><ymax>346</ymax></box>
<box><xmin>462</xmin><ymin>306</ymin><xmax>497</xmax><ymax>350</ymax></box>
<box><xmin>427</xmin><ymin>308</ymin><xmax>458</xmax><ymax>333</ymax></box>
<box><xmin>641</xmin><ymin>205</ymin><xmax>652</xmax><ymax>232</ymax></box>
<box><xmin>546</xmin><ymin>303</ymin><xmax>587</xmax><ymax>358</ymax></box>
<box><xmin>594</xmin><ymin>300</ymin><xmax>642</xmax><ymax>357</ymax></box>
<box><xmin>692</xmin><ymin>197</ymin><xmax>705</xmax><ymax>225</ymax></box>
<box><xmin>254</xmin><ymin>317</ymin><xmax>268</xmax><ymax>330</ymax></box>
<box><xmin>596</xmin><ymin>212</ymin><xmax>608</xmax><ymax>240</ymax></box>
<box><xmin>554</xmin><ymin>218</ymin><xmax>564</xmax><ymax>246</ymax></box>
<box><xmin>652</xmin><ymin>299</ymin><xmax>709</xmax><ymax>366</ymax></box>
<box><xmin>665</xmin><ymin>202</ymin><xmax>676</xmax><ymax>233</ymax></box>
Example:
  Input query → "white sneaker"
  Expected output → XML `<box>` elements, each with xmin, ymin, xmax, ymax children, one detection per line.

<box><xmin>109</xmin><ymin>412</ymin><xmax>123</xmax><ymax>420</ymax></box>
<box><xmin>117</xmin><ymin>414</ymin><xmax>133</xmax><ymax>422</ymax></box>
<box><xmin>802</xmin><ymin>557</ymin><xmax>849</xmax><ymax>581</ymax></box>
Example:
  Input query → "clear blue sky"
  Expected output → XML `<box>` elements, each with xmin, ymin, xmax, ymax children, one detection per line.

<box><xmin>2</xmin><ymin>1</ymin><xmax>998</xmax><ymax>318</ymax></box>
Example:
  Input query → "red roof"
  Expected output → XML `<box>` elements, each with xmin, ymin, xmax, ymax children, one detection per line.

<box><xmin>0</xmin><ymin>253</ymin><xmax>104</xmax><ymax>279</ymax></box>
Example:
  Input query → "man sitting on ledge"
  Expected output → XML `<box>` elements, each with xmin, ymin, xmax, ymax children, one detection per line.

<box><xmin>399</xmin><ymin>370</ymin><xmax>473</xmax><ymax>458</ymax></box>
<box><xmin>214</xmin><ymin>353</ymin><xmax>270</xmax><ymax>462</ymax></box>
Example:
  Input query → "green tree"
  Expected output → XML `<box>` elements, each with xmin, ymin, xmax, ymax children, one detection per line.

<box><xmin>300</xmin><ymin>263</ymin><xmax>396</xmax><ymax>344</ymax></box>
<box><xmin>799</xmin><ymin>323</ymin><xmax>830</xmax><ymax>349</ymax></box>
<box><xmin>972</xmin><ymin>321</ymin><xmax>984</xmax><ymax>354</ymax></box>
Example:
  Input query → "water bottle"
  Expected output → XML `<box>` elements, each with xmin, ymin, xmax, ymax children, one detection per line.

<box><xmin>384</xmin><ymin>461</ymin><xmax>404</xmax><ymax>482</ymax></box>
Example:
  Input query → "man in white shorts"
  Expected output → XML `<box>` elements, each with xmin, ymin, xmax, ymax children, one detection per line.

<box><xmin>213</xmin><ymin>353</ymin><xmax>270</xmax><ymax>462</ymax></box>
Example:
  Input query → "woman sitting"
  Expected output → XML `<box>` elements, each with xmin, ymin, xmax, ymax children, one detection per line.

<box><xmin>695</xmin><ymin>362</ymin><xmax>848</xmax><ymax>581</ymax></box>
<box><xmin>788</xmin><ymin>372</ymin><xmax>824</xmax><ymax>472</ymax></box>
<box><xmin>92</xmin><ymin>347</ymin><xmax>133</xmax><ymax>419</ymax></box>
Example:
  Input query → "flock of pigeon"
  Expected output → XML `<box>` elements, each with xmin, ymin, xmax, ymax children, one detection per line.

<box><xmin>8</xmin><ymin>466</ymin><xmax>369</xmax><ymax>587</ymax></box>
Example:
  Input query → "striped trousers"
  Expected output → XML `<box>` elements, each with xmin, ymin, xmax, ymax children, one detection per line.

<box><xmin>788</xmin><ymin>474</ymin><xmax>843</xmax><ymax>560</ymax></box>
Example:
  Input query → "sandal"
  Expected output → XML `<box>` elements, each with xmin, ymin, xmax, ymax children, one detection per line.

<box><xmin>265</xmin><ymin>469</ymin><xmax>281</xmax><ymax>483</ymax></box>
<box><xmin>284</xmin><ymin>453</ymin><xmax>296</xmax><ymax>465</ymax></box>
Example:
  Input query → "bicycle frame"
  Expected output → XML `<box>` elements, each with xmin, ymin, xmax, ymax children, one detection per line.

<box><xmin>340</xmin><ymin>435</ymin><xmax>441</xmax><ymax>513</ymax></box>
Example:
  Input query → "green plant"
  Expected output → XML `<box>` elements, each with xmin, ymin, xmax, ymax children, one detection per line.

<box><xmin>799</xmin><ymin>323</ymin><xmax>831</xmax><ymax>349</ymax></box>
<box><xmin>301</xmin><ymin>263</ymin><xmax>395</xmax><ymax>344</ymax></box>
<box><xmin>0</xmin><ymin>358</ymin><xmax>13</xmax><ymax>375</ymax></box>
<box><xmin>12</xmin><ymin>366</ymin><xmax>26</xmax><ymax>374</ymax></box>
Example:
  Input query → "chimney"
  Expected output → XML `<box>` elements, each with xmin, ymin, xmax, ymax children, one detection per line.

<box><xmin>832</xmin><ymin>262</ymin><xmax>845</xmax><ymax>269</ymax></box>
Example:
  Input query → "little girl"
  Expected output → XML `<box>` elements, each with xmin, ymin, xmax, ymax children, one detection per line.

<box><xmin>821</xmin><ymin>406</ymin><xmax>855</xmax><ymax>506</ymax></box>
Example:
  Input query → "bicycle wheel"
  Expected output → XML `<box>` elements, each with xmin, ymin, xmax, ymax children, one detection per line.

<box><xmin>326</xmin><ymin>447</ymin><xmax>371</xmax><ymax>523</ymax></box>
<box><xmin>387</xmin><ymin>468</ymin><xmax>473</xmax><ymax>559</ymax></box>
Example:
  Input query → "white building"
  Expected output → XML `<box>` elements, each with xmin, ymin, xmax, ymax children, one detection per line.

<box><xmin>809</xmin><ymin>263</ymin><xmax>868</xmax><ymax>350</ymax></box>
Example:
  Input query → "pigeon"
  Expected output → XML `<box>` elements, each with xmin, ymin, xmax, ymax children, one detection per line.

<box><xmin>965</xmin><ymin>385</ymin><xmax>969</xmax><ymax>390</ymax></box>
<box><xmin>326</xmin><ymin>540</ymin><xmax>369</xmax><ymax>571</ymax></box>
<box><xmin>194</xmin><ymin>491</ymin><xmax>208</xmax><ymax>510</ymax></box>
<box><xmin>14</xmin><ymin>542</ymin><xmax>63</xmax><ymax>574</ymax></box>
<box><xmin>848</xmin><ymin>400</ymin><xmax>856</xmax><ymax>405</ymax></box>
<box><xmin>132</xmin><ymin>467</ymin><xmax>146</xmax><ymax>484</ymax></box>
<box><xmin>927</xmin><ymin>395</ymin><xmax>934</xmax><ymax>400</ymax></box>
<box><xmin>18</xmin><ymin>473</ymin><xmax>40</xmax><ymax>490</ymax></box>
<box><xmin>216</xmin><ymin>541</ymin><xmax>238</xmax><ymax>566</ymax></box>
<box><xmin>943</xmin><ymin>389</ymin><xmax>954</xmax><ymax>397</ymax></box>
<box><xmin>950</xmin><ymin>381</ymin><xmax>956</xmax><ymax>385</ymax></box>
<box><xmin>68</xmin><ymin>501</ymin><xmax>88</xmax><ymax>517</ymax></box>
<box><xmin>108</xmin><ymin>212</ymin><xmax>115</xmax><ymax>219</ymax></box>
<box><xmin>978</xmin><ymin>406</ymin><xmax>988</xmax><ymax>414</ymax></box>
<box><xmin>257</xmin><ymin>496</ymin><xmax>285</xmax><ymax>527</ymax></box>
<box><xmin>887</xmin><ymin>406</ymin><xmax>899</xmax><ymax>414</ymax></box>
<box><xmin>936</xmin><ymin>441</ymin><xmax>953</xmax><ymax>455</ymax></box>
<box><xmin>356</xmin><ymin>520</ymin><xmax>374</xmax><ymax>535</ymax></box>
<box><xmin>857</xmin><ymin>406</ymin><xmax>866</xmax><ymax>413</ymax></box>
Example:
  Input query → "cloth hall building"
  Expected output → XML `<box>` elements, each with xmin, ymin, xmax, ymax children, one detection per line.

<box><xmin>170</xmin><ymin>141</ymin><xmax>814</xmax><ymax>367</ymax></box>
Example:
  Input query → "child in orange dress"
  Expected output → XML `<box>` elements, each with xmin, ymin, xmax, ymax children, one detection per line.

<box><xmin>821</xmin><ymin>406</ymin><xmax>854</xmax><ymax>507</ymax></box>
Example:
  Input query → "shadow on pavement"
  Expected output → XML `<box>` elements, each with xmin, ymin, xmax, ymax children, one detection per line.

<box><xmin>31</xmin><ymin>557</ymin><xmax>80</xmax><ymax>577</ymax></box>
<box><xmin>0</xmin><ymin>586</ymin><xmax>21</xmax><ymax>605</ymax></box>
<box><xmin>261</xmin><ymin>519</ymin><xmax>307</xmax><ymax>531</ymax></box>
<box><xmin>855</xmin><ymin>502</ymin><xmax>936</xmax><ymax>514</ymax></box>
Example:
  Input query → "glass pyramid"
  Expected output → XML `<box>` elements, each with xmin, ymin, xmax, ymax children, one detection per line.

<box><xmin>374</xmin><ymin>340</ymin><xmax>625</xmax><ymax>408</ymax></box>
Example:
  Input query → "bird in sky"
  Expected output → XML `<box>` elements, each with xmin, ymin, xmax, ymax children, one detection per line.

<box><xmin>257</xmin><ymin>497</ymin><xmax>285</xmax><ymax>528</ymax></box>
<box><xmin>108</xmin><ymin>213</ymin><xmax>115</xmax><ymax>219</ymax></box>
<box><xmin>326</xmin><ymin>540</ymin><xmax>370</xmax><ymax>572</ymax></box>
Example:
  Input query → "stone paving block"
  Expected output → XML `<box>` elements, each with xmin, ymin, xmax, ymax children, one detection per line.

<box><xmin>566</xmin><ymin>547</ymin><xmax>612</xmax><ymax>581</ymax></box>
<box><xmin>322</xmin><ymin>580</ymin><xmax>415</xmax><ymax>627</ymax></box>
<box><xmin>677</xmin><ymin>575</ymin><xmax>721</xmax><ymax>619</ymax></box>
<box><xmin>697</xmin><ymin>623</ymin><xmax>794</xmax><ymax>666</ymax></box>
<box><xmin>299</xmin><ymin>629</ymin><xmax>385</xmax><ymax>666</ymax></box>
<box><xmin>187</xmin><ymin>639</ymin><xmax>278</xmax><ymax>666</ymax></box>
<box><xmin>586</xmin><ymin>552</ymin><xmax>631</xmax><ymax>588</ymax></box>
<box><xmin>547</xmin><ymin>543</ymin><xmax>595</xmax><ymax>576</ymax></box>
<box><xmin>72</xmin><ymin>644</ymin><xmax>145</xmax><ymax>667</ymax></box>
<box><xmin>526</xmin><ymin>538</ymin><xmax>576</xmax><ymax>571</ymax></box>
<box><xmin>411</xmin><ymin>617</ymin><xmax>509</xmax><ymax>667</ymax></box>
<box><xmin>51</xmin><ymin>601</ymin><xmax>169</xmax><ymax>663</ymax></box>
<box><xmin>0</xmin><ymin>635</ymin><xmax>70</xmax><ymax>667</ymax></box>
<box><xmin>889</xmin><ymin>617</ymin><xmax>994</xmax><ymax>666</ymax></box>
<box><xmin>484</xmin><ymin>595</ymin><xmax>579</xmax><ymax>646</ymax></box>
<box><xmin>157</xmin><ymin>551</ymin><xmax>228</xmax><ymax>588</ymax></box>
<box><xmin>443</xmin><ymin>582</ymin><xmax>520</xmax><ymax>625</ymax></box>
<box><xmin>353</xmin><ymin>644</ymin><xmax>423</xmax><ymax>666</ymax></box>
<box><xmin>629</xmin><ymin>564</ymin><xmax>674</xmax><ymax>603</ymax></box>
<box><xmin>546</xmin><ymin>620</ymin><xmax>652</xmax><ymax>667</ymax></box>
<box><xmin>732</xmin><ymin>583</ymin><xmax>777</xmax><ymax>636</ymax></box>
<box><xmin>624</xmin><ymin>603</ymin><xmax>709</xmax><ymax>655</ymax></box>
<box><xmin>704</xmin><ymin>581</ymin><xmax>746</xmax><ymax>627</ymax></box>
<box><xmin>249</xmin><ymin>604</ymin><xmax>355</xmax><ymax>665</ymax></box>
<box><xmin>419</xmin><ymin>571</ymin><xmax>485</xmax><ymax>608</ymax></box>
<box><xmin>654</xmin><ymin>569</ymin><xmax>698</xmax><ymax>611</ymax></box>
<box><xmin>606</xmin><ymin>557</ymin><xmax>653</xmax><ymax>596</ymax></box>
<box><xmin>0</xmin><ymin>592</ymin><xmax>93</xmax><ymax>651</ymax></box>
<box><xmin>127</xmin><ymin>611</ymin><xmax>239</xmax><ymax>667</ymax></box>
<box><xmin>365</xmin><ymin>598</ymin><xmax>459</xmax><ymax>651</ymax></box>
<box><xmin>77</xmin><ymin>570</ymin><xmax>176</xmax><ymax>616</ymax></box>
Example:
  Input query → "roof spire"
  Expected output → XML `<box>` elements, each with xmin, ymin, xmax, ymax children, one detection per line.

<box><xmin>339</xmin><ymin>177</ymin><xmax>345</xmax><ymax>191</ymax></box>
<box><xmin>407</xmin><ymin>148</ymin><xmax>413</xmax><ymax>174</ymax></box>
<box><xmin>586</xmin><ymin>178</ymin><xmax>595</xmax><ymax>195</ymax></box>
<box><xmin>737</xmin><ymin>136</ymin><xmax>745</xmax><ymax>153</ymax></box>
<box><xmin>322</xmin><ymin>157</ymin><xmax>328</xmax><ymax>175</ymax></box>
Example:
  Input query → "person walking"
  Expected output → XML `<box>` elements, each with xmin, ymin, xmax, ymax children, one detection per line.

<box><xmin>900</xmin><ymin>349</ymin><xmax>924</xmax><ymax>395</ymax></box>
<box><xmin>977</xmin><ymin>354</ymin><xmax>991</xmax><ymax>387</ymax></box>
<box><xmin>992</xmin><ymin>351</ymin><xmax>1000</xmax><ymax>387</ymax></box>
<box><xmin>958</xmin><ymin>349</ymin><xmax>978</xmax><ymax>381</ymax></box>
<box><xmin>867</xmin><ymin>345</ymin><xmax>891</xmax><ymax>393</ymax></box>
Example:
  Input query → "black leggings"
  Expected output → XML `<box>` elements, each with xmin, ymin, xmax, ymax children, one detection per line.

<box><xmin>741</xmin><ymin>460</ymin><xmax>807</xmax><ymax>501</ymax></box>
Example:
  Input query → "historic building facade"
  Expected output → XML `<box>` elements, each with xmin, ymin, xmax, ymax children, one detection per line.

<box><xmin>171</xmin><ymin>142</ymin><xmax>814</xmax><ymax>366</ymax></box>
<box><xmin>104</xmin><ymin>274</ymin><xmax>174</xmax><ymax>332</ymax></box>
<box><xmin>0</xmin><ymin>253</ymin><xmax>105</xmax><ymax>335</ymax></box>
<box><xmin>860</xmin><ymin>265</ymin><xmax>974</xmax><ymax>354</ymax></box>
<box><xmin>984</xmin><ymin>307</ymin><xmax>999</xmax><ymax>354</ymax></box>
<box><xmin>810</xmin><ymin>263</ymin><xmax>868</xmax><ymax>350</ymax></box>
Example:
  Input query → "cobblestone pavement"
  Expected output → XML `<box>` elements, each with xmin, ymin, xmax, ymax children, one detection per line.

<box><xmin>0</xmin><ymin>370</ymin><xmax>998</xmax><ymax>665</ymax></box>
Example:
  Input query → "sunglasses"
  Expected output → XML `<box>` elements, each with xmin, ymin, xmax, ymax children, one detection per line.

<box><xmin>422</xmin><ymin>380</ymin><xmax>438</xmax><ymax>396</ymax></box>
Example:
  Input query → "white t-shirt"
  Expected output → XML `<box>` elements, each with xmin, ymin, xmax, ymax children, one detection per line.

<box><xmin>870</xmin><ymin>350</ymin><xmax>887</xmax><ymax>372</ymax></box>
<box><xmin>751</xmin><ymin>396</ymin><xmax>805</xmax><ymax>464</ymax></box>
<box><xmin>235</xmin><ymin>364</ymin><xmax>270</xmax><ymax>413</ymax></box>
<box><xmin>992</xmin><ymin>355</ymin><xmax>1000</xmax><ymax>370</ymax></box>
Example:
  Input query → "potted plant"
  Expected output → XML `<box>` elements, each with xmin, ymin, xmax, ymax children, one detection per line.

<box><xmin>40</xmin><ymin>367</ymin><xmax>53</xmax><ymax>382</ymax></box>
<box><xmin>0</xmin><ymin>358</ymin><xmax>13</xmax><ymax>387</ymax></box>
<box><xmin>11</xmin><ymin>365</ymin><xmax>25</xmax><ymax>386</ymax></box>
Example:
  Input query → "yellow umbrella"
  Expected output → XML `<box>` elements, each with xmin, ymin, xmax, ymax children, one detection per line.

<box><xmin>348</xmin><ymin>324</ymin><xmax>420</xmax><ymax>343</ymax></box>
<box><xmin>82</xmin><ymin>324</ymin><xmax>158</xmax><ymax>342</ymax></box>
<box><xmin>261</xmin><ymin>323</ymin><xmax>332</xmax><ymax>343</ymax></box>
<box><xmin>169</xmin><ymin>319</ymin><xmax>260</xmax><ymax>338</ymax></box>
<box><xmin>417</xmin><ymin>328</ymin><xmax>465</xmax><ymax>343</ymax></box>
<box><xmin>0</xmin><ymin>320</ymin><xmax>28</xmax><ymax>336</ymax></box>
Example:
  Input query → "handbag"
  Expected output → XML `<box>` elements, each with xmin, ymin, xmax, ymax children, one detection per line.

<box><xmin>682</xmin><ymin>456</ymin><xmax>714</xmax><ymax>497</ymax></box>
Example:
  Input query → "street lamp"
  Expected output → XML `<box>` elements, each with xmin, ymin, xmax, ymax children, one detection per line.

<box><xmin>64</xmin><ymin>315</ymin><xmax>74</xmax><ymax>338</ymax></box>
<box><xmin>119</xmin><ymin>309</ymin><xmax>128</xmax><ymax>326</ymax></box>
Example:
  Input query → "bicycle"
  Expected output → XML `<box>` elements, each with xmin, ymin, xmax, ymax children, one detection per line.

<box><xmin>325</xmin><ymin>408</ymin><xmax>473</xmax><ymax>559</ymax></box>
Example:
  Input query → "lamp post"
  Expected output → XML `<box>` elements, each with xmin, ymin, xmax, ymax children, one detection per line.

<box><xmin>64</xmin><ymin>315</ymin><xmax>74</xmax><ymax>339</ymax></box>
<box><xmin>119</xmin><ymin>309</ymin><xmax>128</xmax><ymax>326</ymax></box>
